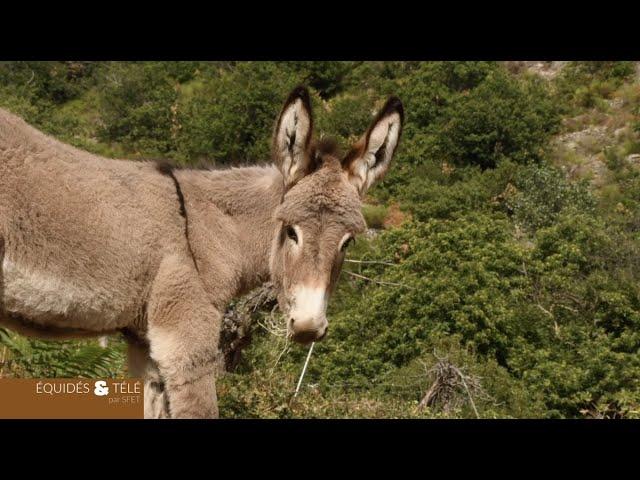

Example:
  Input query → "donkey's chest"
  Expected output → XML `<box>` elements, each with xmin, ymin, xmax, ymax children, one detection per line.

<box><xmin>1</xmin><ymin>257</ymin><xmax>129</xmax><ymax>330</ymax></box>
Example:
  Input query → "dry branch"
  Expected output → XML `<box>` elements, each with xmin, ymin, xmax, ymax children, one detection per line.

<box><xmin>418</xmin><ymin>355</ymin><xmax>488</xmax><ymax>418</ymax></box>
<box><xmin>218</xmin><ymin>282</ymin><xmax>278</xmax><ymax>372</ymax></box>
<box><xmin>343</xmin><ymin>270</ymin><xmax>413</xmax><ymax>289</ymax></box>
<box><xmin>344</xmin><ymin>259</ymin><xmax>397</xmax><ymax>266</ymax></box>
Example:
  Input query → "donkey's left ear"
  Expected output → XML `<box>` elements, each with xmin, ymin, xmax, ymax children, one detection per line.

<box><xmin>272</xmin><ymin>86</ymin><xmax>315</xmax><ymax>190</ymax></box>
<box><xmin>343</xmin><ymin>97</ymin><xmax>404</xmax><ymax>197</ymax></box>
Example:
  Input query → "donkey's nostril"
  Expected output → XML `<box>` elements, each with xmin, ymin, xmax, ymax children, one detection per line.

<box><xmin>318</xmin><ymin>326</ymin><xmax>328</xmax><ymax>341</ymax></box>
<box><xmin>289</xmin><ymin>318</ymin><xmax>295</xmax><ymax>326</ymax></box>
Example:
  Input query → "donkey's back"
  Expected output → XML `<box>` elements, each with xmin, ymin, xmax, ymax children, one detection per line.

<box><xmin>0</xmin><ymin>108</ymin><xmax>186</xmax><ymax>335</ymax></box>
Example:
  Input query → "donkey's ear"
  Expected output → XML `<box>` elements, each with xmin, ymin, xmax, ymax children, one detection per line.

<box><xmin>272</xmin><ymin>86</ymin><xmax>314</xmax><ymax>189</ymax></box>
<box><xmin>343</xmin><ymin>97</ymin><xmax>404</xmax><ymax>197</ymax></box>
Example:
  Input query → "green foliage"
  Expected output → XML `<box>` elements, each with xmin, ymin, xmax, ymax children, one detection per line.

<box><xmin>283</xmin><ymin>61</ymin><xmax>354</xmax><ymax>99</ymax></box>
<box><xmin>573</xmin><ymin>61</ymin><xmax>636</xmax><ymax>81</ymax></box>
<box><xmin>361</xmin><ymin>204</ymin><xmax>388</xmax><ymax>229</ymax></box>
<box><xmin>435</xmin><ymin>71</ymin><xmax>560</xmax><ymax>168</ymax></box>
<box><xmin>509</xmin><ymin>163</ymin><xmax>596</xmax><ymax>231</ymax></box>
<box><xmin>555</xmin><ymin>61</ymin><xmax>637</xmax><ymax>113</ymax></box>
<box><xmin>316</xmin><ymin>91</ymin><xmax>374</xmax><ymax>146</ymax></box>
<box><xmin>176</xmin><ymin>62</ymin><xmax>300</xmax><ymax>164</ymax></box>
<box><xmin>317</xmin><ymin>215</ymin><xmax>527</xmax><ymax>378</ymax></box>
<box><xmin>508</xmin><ymin>213</ymin><xmax>640</xmax><ymax>417</ymax></box>
<box><xmin>387</xmin><ymin>63</ymin><xmax>561</xmax><ymax>173</ymax></box>
<box><xmin>0</xmin><ymin>329</ymin><xmax>126</xmax><ymax>378</ymax></box>
<box><xmin>400</xmin><ymin>62</ymin><xmax>496</xmax><ymax>126</ymax></box>
<box><xmin>393</xmin><ymin>160</ymin><xmax>516</xmax><ymax>221</ymax></box>
<box><xmin>0</xmin><ymin>61</ymin><xmax>95</xmax><ymax>106</ymax></box>
<box><xmin>97</xmin><ymin>62</ymin><xmax>179</xmax><ymax>156</ymax></box>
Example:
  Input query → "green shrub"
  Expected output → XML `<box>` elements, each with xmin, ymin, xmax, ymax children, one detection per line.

<box><xmin>510</xmin><ymin>163</ymin><xmax>596</xmax><ymax>231</ymax></box>
<box><xmin>398</xmin><ymin>61</ymin><xmax>498</xmax><ymax>135</ymax></box>
<box><xmin>97</xmin><ymin>62</ymin><xmax>178</xmax><ymax>156</ymax></box>
<box><xmin>555</xmin><ymin>62</ymin><xmax>637</xmax><ymax>114</ymax></box>
<box><xmin>392</xmin><ymin>160</ymin><xmax>518</xmax><ymax>222</ymax></box>
<box><xmin>0</xmin><ymin>61</ymin><xmax>95</xmax><ymax>107</ymax></box>
<box><xmin>176</xmin><ymin>62</ymin><xmax>300</xmax><ymax>164</ymax></box>
<box><xmin>435</xmin><ymin>71</ymin><xmax>561</xmax><ymax>168</ymax></box>
<box><xmin>362</xmin><ymin>204</ymin><xmax>388</xmax><ymax>229</ymax></box>
<box><xmin>316</xmin><ymin>91</ymin><xmax>375</xmax><ymax>146</ymax></box>
<box><xmin>282</xmin><ymin>61</ymin><xmax>354</xmax><ymax>99</ymax></box>
<box><xmin>576</xmin><ymin>61</ymin><xmax>636</xmax><ymax>81</ymax></box>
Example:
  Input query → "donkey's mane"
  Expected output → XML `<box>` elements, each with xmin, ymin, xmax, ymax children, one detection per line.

<box><xmin>150</xmin><ymin>136</ymin><xmax>342</xmax><ymax>176</ymax></box>
<box><xmin>313</xmin><ymin>136</ymin><xmax>342</xmax><ymax>159</ymax></box>
<box><xmin>150</xmin><ymin>134</ymin><xmax>344</xmax><ymax>181</ymax></box>
<box><xmin>152</xmin><ymin>157</ymin><xmax>272</xmax><ymax>173</ymax></box>
<box><xmin>154</xmin><ymin>160</ymin><xmax>199</xmax><ymax>272</ymax></box>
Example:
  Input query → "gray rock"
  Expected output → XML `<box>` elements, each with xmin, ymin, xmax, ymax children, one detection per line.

<box><xmin>626</xmin><ymin>154</ymin><xmax>640</xmax><ymax>164</ymax></box>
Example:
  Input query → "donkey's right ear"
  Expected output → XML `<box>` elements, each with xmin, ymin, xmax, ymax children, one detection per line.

<box><xmin>272</xmin><ymin>86</ymin><xmax>314</xmax><ymax>189</ymax></box>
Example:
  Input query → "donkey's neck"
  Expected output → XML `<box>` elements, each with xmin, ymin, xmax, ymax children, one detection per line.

<box><xmin>175</xmin><ymin>165</ymin><xmax>283</xmax><ymax>300</ymax></box>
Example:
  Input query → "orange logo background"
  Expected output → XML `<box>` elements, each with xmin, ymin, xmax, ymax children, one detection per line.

<box><xmin>0</xmin><ymin>378</ymin><xmax>144</xmax><ymax>419</ymax></box>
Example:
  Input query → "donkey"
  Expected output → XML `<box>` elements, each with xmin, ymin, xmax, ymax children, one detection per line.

<box><xmin>0</xmin><ymin>86</ymin><xmax>403</xmax><ymax>418</ymax></box>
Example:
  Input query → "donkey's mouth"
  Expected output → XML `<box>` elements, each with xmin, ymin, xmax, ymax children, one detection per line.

<box><xmin>290</xmin><ymin>327</ymin><xmax>327</xmax><ymax>344</ymax></box>
<box><xmin>290</xmin><ymin>330</ymin><xmax>319</xmax><ymax>345</ymax></box>
<box><xmin>316</xmin><ymin>327</ymin><xmax>328</xmax><ymax>341</ymax></box>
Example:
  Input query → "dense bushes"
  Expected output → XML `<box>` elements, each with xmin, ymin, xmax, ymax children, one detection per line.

<box><xmin>0</xmin><ymin>62</ymin><xmax>89</xmax><ymax>127</ymax></box>
<box><xmin>392</xmin><ymin>63</ymin><xmax>561</xmax><ymax>171</ymax></box>
<box><xmin>399</xmin><ymin>61</ymin><xmax>497</xmax><ymax>131</ymax></box>
<box><xmin>510</xmin><ymin>163</ymin><xmax>596</xmax><ymax>231</ymax></box>
<box><xmin>555</xmin><ymin>61</ymin><xmax>638</xmax><ymax>112</ymax></box>
<box><xmin>297</xmin><ymin>208</ymin><xmax>639</xmax><ymax>418</ymax></box>
<box><xmin>0</xmin><ymin>61</ymin><xmax>561</xmax><ymax>169</ymax></box>
<box><xmin>97</xmin><ymin>62</ymin><xmax>179</xmax><ymax>156</ymax></box>
<box><xmin>0</xmin><ymin>61</ymin><xmax>95</xmax><ymax>108</ymax></box>
<box><xmin>176</xmin><ymin>63</ymin><xmax>300</xmax><ymax>163</ymax></box>
<box><xmin>436</xmin><ymin>72</ymin><xmax>560</xmax><ymax>168</ymax></box>
<box><xmin>511</xmin><ymin>213</ymin><xmax>640</xmax><ymax>417</ymax></box>
<box><xmin>317</xmin><ymin>215</ymin><xmax>527</xmax><ymax>375</ymax></box>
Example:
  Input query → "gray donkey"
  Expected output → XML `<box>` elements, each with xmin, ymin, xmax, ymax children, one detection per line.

<box><xmin>0</xmin><ymin>86</ymin><xmax>404</xmax><ymax>418</ymax></box>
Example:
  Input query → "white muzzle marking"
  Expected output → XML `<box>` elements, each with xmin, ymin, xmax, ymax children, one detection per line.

<box><xmin>289</xmin><ymin>285</ymin><xmax>328</xmax><ymax>334</ymax></box>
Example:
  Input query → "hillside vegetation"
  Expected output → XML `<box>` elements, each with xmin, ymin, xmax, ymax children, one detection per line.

<box><xmin>0</xmin><ymin>61</ymin><xmax>639</xmax><ymax>419</ymax></box>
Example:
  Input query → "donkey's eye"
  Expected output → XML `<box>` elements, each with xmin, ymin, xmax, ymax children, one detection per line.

<box><xmin>341</xmin><ymin>237</ymin><xmax>354</xmax><ymax>252</ymax></box>
<box><xmin>286</xmin><ymin>226</ymin><xmax>298</xmax><ymax>243</ymax></box>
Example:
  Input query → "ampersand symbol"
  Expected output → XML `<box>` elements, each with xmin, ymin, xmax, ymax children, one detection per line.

<box><xmin>94</xmin><ymin>380</ymin><xmax>109</xmax><ymax>396</ymax></box>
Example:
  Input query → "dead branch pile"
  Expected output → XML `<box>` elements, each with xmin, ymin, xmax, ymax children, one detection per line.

<box><xmin>218</xmin><ymin>282</ymin><xmax>278</xmax><ymax>373</ymax></box>
<box><xmin>418</xmin><ymin>355</ymin><xmax>488</xmax><ymax>418</ymax></box>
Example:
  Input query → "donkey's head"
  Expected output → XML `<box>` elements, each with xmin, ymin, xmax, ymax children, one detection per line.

<box><xmin>269</xmin><ymin>86</ymin><xmax>404</xmax><ymax>344</ymax></box>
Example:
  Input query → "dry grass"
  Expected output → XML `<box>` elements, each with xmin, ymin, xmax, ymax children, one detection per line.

<box><xmin>383</xmin><ymin>202</ymin><xmax>410</xmax><ymax>228</ymax></box>
<box><xmin>561</xmin><ymin>111</ymin><xmax>609</xmax><ymax>132</ymax></box>
<box><xmin>613</xmin><ymin>82</ymin><xmax>640</xmax><ymax>108</ymax></box>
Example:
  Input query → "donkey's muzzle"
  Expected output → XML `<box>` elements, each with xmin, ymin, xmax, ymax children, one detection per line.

<box><xmin>288</xmin><ymin>318</ymin><xmax>328</xmax><ymax>344</ymax></box>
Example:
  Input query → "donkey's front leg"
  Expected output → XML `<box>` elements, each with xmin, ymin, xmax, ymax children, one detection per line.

<box><xmin>126</xmin><ymin>337</ymin><xmax>170</xmax><ymax>419</ymax></box>
<box><xmin>149</xmin><ymin>329</ymin><xmax>219</xmax><ymax>419</ymax></box>
<box><xmin>147</xmin><ymin>255</ymin><xmax>221</xmax><ymax>419</ymax></box>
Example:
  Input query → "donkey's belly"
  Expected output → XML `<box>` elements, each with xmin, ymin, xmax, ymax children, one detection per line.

<box><xmin>1</xmin><ymin>257</ymin><xmax>131</xmax><ymax>331</ymax></box>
